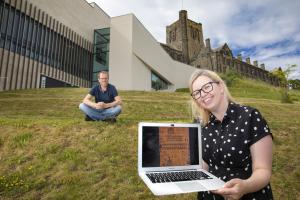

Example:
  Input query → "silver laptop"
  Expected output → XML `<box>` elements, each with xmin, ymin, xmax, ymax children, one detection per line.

<box><xmin>138</xmin><ymin>122</ymin><xmax>225</xmax><ymax>196</ymax></box>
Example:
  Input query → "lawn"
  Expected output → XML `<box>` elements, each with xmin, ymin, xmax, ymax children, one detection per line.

<box><xmin>0</xmin><ymin>79</ymin><xmax>299</xmax><ymax>199</ymax></box>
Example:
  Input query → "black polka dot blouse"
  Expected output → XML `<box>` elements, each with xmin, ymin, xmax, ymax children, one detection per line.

<box><xmin>198</xmin><ymin>102</ymin><xmax>273</xmax><ymax>200</ymax></box>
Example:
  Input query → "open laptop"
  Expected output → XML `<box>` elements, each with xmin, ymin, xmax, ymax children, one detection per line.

<box><xmin>138</xmin><ymin>122</ymin><xmax>225</xmax><ymax>196</ymax></box>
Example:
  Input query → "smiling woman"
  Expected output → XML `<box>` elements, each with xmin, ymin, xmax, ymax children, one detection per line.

<box><xmin>189</xmin><ymin>69</ymin><xmax>274</xmax><ymax>200</ymax></box>
<box><xmin>190</xmin><ymin>70</ymin><xmax>235</xmax><ymax>125</ymax></box>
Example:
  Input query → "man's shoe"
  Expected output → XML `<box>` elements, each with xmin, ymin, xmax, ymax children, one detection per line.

<box><xmin>110</xmin><ymin>118</ymin><xmax>117</xmax><ymax>123</ymax></box>
<box><xmin>85</xmin><ymin>115</ymin><xmax>94</xmax><ymax>121</ymax></box>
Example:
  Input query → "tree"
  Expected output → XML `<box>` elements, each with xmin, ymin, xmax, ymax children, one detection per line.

<box><xmin>272</xmin><ymin>64</ymin><xmax>298</xmax><ymax>103</ymax></box>
<box><xmin>272</xmin><ymin>67</ymin><xmax>286</xmax><ymax>87</ymax></box>
<box><xmin>272</xmin><ymin>64</ymin><xmax>297</xmax><ymax>88</ymax></box>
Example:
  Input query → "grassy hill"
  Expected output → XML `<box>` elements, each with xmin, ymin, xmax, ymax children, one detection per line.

<box><xmin>0</xmin><ymin>78</ymin><xmax>299</xmax><ymax>199</ymax></box>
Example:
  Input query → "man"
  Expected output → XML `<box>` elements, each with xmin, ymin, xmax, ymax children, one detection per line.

<box><xmin>79</xmin><ymin>71</ymin><xmax>122</xmax><ymax>122</ymax></box>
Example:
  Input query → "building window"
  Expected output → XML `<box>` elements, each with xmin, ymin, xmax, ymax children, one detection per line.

<box><xmin>94</xmin><ymin>30</ymin><xmax>109</xmax><ymax>65</ymax></box>
<box><xmin>93</xmin><ymin>28</ymin><xmax>110</xmax><ymax>86</ymax></box>
<box><xmin>151</xmin><ymin>71</ymin><xmax>169</xmax><ymax>90</ymax></box>
<box><xmin>191</xmin><ymin>28</ymin><xmax>198</xmax><ymax>40</ymax></box>
<box><xmin>171</xmin><ymin>28</ymin><xmax>176</xmax><ymax>41</ymax></box>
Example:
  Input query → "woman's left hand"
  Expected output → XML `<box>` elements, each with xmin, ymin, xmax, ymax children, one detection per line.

<box><xmin>213</xmin><ymin>178</ymin><xmax>247</xmax><ymax>200</ymax></box>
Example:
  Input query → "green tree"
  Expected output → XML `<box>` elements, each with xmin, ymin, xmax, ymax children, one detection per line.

<box><xmin>272</xmin><ymin>64</ymin><xmax>298</xmax><ymax>103</ymax></box>
<box><xmin>272</xmin><ymin>67</ymin><xmax>286</xmax><ymax>87</ymax></box>
<box><xmin>272</xmin><ymin>64</ymin><xmax>297</xmax><ymax>88</ymax></box>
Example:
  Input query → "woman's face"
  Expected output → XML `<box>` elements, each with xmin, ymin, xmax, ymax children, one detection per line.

<box><xmin>192</xmin><ymin>75</ymin><xmax>224</xmax><ymax>112</ymax></box>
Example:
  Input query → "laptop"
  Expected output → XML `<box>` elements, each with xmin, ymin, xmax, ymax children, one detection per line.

<box><xmin>138</xmin><ymin>122</ymin><xmax>225</xmax><ymax>196</ymax></box>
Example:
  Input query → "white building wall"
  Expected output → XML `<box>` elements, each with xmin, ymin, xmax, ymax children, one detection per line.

<box><xmin>109</xmin><ymin>14</ymin><xmax>134</xmax><ymax>90</ymax></box>
<box><xmin>131</xmin><ymin>55</ymin><xmax>152</xmax><ymax>90</ymax></box>
<box><xmin>172</xmin><ymin>61</ymin><xmax>196</xmax><ymax>88</ymax></box>
<box><xmin>132</xmin><ymin>16</ymin><xmax>175</xmax><ymax>86</ymax></box>
<box><xmin>110</xmin><ymin>14</ymin><xmax>196</xmax><ymax>91</ymax></box>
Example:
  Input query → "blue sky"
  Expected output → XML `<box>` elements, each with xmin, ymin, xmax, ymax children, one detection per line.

<box><xmin>87</xmin><ymin>0</ymin><xmax>300</xmax><ymax>79</ymax></box>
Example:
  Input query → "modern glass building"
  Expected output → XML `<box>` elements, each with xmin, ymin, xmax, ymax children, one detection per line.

<box><xmin>0</xmin><ymin>0</ymin><xmax>197</xmax><ymax>92</ymax></box>
<box><xmin>0</xmin><ymin>0</ymin><xmax>104</xmax><ymax>91</ymax></box>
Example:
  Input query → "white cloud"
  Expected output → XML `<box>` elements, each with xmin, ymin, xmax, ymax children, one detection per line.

<box><xmin>261</xmin><ymin>56</ymin><xmax>300</xmax><ymax>79</ymax></box>
<box><xmin>87</xmin><ymin>0</ymin><xmax>300</xmax><ymax>79</ymax></box>
<box><xmin>250</xmin><ymin>43</ymin><xmax>299</xmax><ymax>61</ymax></box>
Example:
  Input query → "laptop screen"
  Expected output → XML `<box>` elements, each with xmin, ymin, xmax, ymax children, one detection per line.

<box><xmin>142</xmin><ymin>126</ymin><xmax>199</xmax><ymax>167</ymax></box>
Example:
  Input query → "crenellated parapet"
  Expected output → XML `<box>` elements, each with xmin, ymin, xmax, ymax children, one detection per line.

<box><xmin>230</xmin><ymin>56</ymin><xmax>279</xmax><ymax>86</ymax></box>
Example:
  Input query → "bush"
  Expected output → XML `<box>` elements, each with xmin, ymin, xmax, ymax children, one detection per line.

<box><xmin>220</xmin><ymin>70</ymin><xmax>241</xmax><ymax>87</ymax></box>
<box><xmin>280</xmin><ymin>90</ymin><xmax>293</xmax><ymax>103</ymax></box>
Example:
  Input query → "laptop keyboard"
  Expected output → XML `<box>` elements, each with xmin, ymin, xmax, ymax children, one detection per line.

<box><xmin>146</xmin><ymin>171</ymin><xmax>212</xmax><ymax>183</ymax></box>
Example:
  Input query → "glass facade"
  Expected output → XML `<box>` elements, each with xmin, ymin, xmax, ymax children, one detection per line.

<box><xmin>92</xmin><ymin>28</ymin><xmax>110</xmax><ymax>86</ymax></box>
<box><xmin>151</xmin><ymin>71</ymin><xmax>169</xmax><ymax>90</ymax></box>
<box><xmin>0</xmin><ymin>0</ymin><xmax>93</xmax><ymax>90</ymax></box>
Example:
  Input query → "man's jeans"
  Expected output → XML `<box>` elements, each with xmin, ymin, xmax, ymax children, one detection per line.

<box><xmin>79</xmin><ymin>103</ymin><xmax>121</xmax><ymax>121</ymax></box>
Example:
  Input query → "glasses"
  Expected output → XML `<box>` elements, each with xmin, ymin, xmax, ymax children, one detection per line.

<box><xmin>191</xmin><ymin>81</ymin><xmax>219</xmax><ymax>100</ymax></box>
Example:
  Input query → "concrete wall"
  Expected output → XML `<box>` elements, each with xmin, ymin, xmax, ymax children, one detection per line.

<box><xmin>109</xmin><ymin>14</ymin><xmax>134</xmax><ymax>90</ymax></box>
<box><xmin>109</xmin><ymin>14</ymin><xmax>196</xmax><ymax>91</ymax></box>
<box><xmin>27</xmin><ymin>0</ymin><xmax>110</xmax><ymax>42</ymax></box>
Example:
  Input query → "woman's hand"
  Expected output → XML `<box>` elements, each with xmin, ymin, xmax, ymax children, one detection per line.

<box><xmin>213</xmin><ymin>178</ymin><xmax>247</xmax><ymax>200</ymax></box>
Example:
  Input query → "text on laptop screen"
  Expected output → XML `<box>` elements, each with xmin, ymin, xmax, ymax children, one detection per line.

<box><xmin>142</xmin><ymin>126</ymin><xmax>199</xmax><ymax>167</ymax></box>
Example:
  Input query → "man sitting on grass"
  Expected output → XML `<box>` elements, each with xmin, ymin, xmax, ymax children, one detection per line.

<box><xmin>79</xmin><ymin>71</ymin><xmax>122</xmax><ymax>122</ymax></box>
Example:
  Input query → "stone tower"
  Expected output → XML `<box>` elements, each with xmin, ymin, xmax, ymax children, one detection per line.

<box><xmin>166</xmin><ymin>10</ymin><xmax>204</xmax><ymax>64</ymax></box>
<box><xmin>180</xmin><ymin>10</ymin><xmax>189</xmax><ymax>63</ymax></box>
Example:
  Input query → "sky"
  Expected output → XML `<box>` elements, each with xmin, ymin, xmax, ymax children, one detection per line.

<box><xmin>87</xmin><ymin>0</ymin><xmax>300</xmax><ymax>79</ymax></box>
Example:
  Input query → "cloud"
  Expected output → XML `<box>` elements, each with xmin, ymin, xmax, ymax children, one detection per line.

<box><xmin>87</xmin><ymin>0</ymin><xmax>300</xmax><ymax>79</ymax></box>
<box><xmin>261</xmin><ymin>56</ymin><xmax>300</xmax><ymax>79</ymax></box>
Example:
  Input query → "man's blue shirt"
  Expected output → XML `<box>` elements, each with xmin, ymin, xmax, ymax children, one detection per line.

<box><xmin>89</xmin><ymin>84</ymin><xmax>118</xmax><ymax>103</ymax></box>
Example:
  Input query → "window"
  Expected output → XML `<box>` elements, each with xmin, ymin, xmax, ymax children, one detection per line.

<box><xmin>151</xmin><ymin>71</ymin><xmax>169</xmax><ymax>90</ymax></box>
<box><xmin>191</xmin><ymin>28</ymin><xmax>198</xmax><ymax>40</ymax></box>
<box><xmin>0</xmin><ymin>4</ymin><xmax>9</xmax><ymax>48</ymax></box>
<box><xmin>171</xmin><ymin>29</ymin><xmax>176</xmax><ymax>41</ymax></box>
<box><xmin>92</xmin><ymin>28</ymin><xmax>110</xmax><ymax>86</ymax></box>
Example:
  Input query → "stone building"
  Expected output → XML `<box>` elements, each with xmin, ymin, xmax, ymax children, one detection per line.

<box><xmin>161</xmin><ymin>10</ymin><xmax>279</xmax><ymax>86</ymax></box>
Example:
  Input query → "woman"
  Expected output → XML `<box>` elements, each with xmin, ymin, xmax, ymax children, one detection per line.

<box><xmin>189</xmin><ymin>69</ymin><xmax>273</xmax><ymax>200</ymax></box>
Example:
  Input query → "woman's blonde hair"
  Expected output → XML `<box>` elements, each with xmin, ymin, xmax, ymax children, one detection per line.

<box><xmin>189</xmin><ymin>69</ymin><xmax>235</xmax><ymax>126</ymax></box>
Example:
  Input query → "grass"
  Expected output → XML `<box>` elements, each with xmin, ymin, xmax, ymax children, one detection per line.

<box><xmin>0</xmin><ymin>78</ymin><xmax>300</xmax><ymax>199</ymax></box>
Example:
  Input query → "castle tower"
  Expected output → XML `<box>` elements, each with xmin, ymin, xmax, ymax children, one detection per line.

<box><xmin>166</xmin><ymin>10</ymin><xmax>204</xmax><ymax>64</ymax></box>
<box><xmin>179</xmin><ymin>10</ymin><xmax>190</xmax><ymax>63</ymax></box>
<box><xmin>205</xmin><ymin>38</ymin><xmax>211</xmax><ymax>50</ymax></box>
